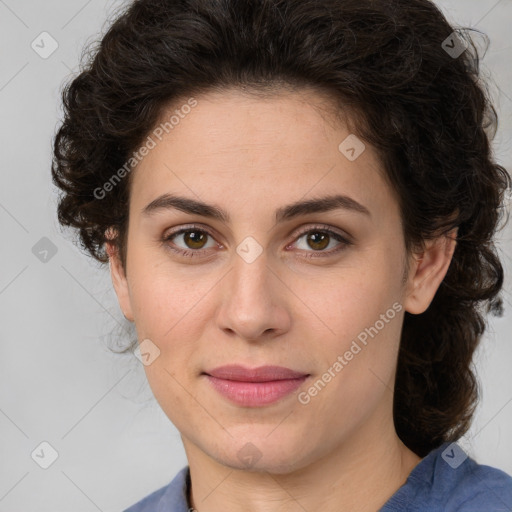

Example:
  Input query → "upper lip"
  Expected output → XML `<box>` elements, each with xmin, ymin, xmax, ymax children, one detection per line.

<box><xmin>204</xmin><ymin>365</ymin><xmax>309</xmax><ymax>382</ymax></box>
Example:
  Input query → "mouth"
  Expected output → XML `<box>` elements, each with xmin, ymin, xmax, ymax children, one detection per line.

<box><xmin>202</xmin><ymin>365</ymin><xmax>310</xmax><ymax>407</ymax></box>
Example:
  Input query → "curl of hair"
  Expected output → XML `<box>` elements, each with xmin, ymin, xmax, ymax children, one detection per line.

<box><xmin>52</xmin><ymin>0</ymin><xmax>511</xmax><ymax>457</ymax></box>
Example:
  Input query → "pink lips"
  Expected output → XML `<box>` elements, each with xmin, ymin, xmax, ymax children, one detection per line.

<box><xmin>203</xmin><ymin>365</ymin><xmax>309</xmax><ymax>407</ymax></box>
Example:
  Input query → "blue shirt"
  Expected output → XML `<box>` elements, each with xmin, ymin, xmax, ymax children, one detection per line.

<box><xmin>124</xmin><ymin>441</ymin><xmax>512</xmax><ymax>511</ymax></box>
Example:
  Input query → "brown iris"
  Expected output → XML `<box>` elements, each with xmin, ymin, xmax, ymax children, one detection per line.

<box><xmin>183</xmin><ymin>230</ymin><xmax>208</xmax><ymax>249</ymax></box>
<box><xmin>307</xmin><ymin>232</ymin><xmax>330</xmax><ymax>251</ymax></box>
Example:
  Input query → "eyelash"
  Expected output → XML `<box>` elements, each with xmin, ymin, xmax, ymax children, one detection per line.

<box><xmin>161</xmin><ymin>224</ymin><xmax>352</xmax><ymax>260</ymax></box>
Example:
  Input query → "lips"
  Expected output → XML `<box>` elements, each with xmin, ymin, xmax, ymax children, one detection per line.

<box><xmin>203</xmin><ymin>364</ymin><xmax>309</xmax><ymax>382</ymax></box>
<box><xmin>202</xmin><ymin>365</ymin><xmax>310</xmax><ymax>407</ymax></box>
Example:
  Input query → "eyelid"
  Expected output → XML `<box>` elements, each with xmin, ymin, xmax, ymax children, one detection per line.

<box><xmin>289</xmin><ymin>223</ymin><xmax>353</xmax><ymax>245</ymax></box>
<box><xmin>163</xmin><ymin>222</ymin><xmax>352</xmax><ymax>242</ymax></box>
<box><xmin>163</xmin><ymin>222</ymin><xmax>222</xmax><ymax>242</ymax></box>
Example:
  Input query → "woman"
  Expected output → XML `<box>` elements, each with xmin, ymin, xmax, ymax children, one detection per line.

<box><xmin>51</xmin><ymin>0</ymin><xmax>512</xmax><ymax>510</ymax></box>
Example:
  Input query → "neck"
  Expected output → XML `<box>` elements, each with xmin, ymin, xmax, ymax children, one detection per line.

<box><xmin>183</xmin><ymin>418</ymin><xmax>422</xmax><ymax>512</ymax></box>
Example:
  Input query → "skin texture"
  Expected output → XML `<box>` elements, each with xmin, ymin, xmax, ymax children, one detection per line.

<box><xmin>107</xmin><ymin>88</ymin><xmax>457</xmax><ymax>512</ymax></box>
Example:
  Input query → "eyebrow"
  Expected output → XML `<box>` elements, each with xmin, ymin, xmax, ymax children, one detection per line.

<box><xmin>141</xmin><ymin>193</ymin><xmax>371</xmax><ymax>223</ymax></box>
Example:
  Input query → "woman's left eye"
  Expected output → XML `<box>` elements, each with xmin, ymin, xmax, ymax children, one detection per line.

<box><xmin>291</xmin><ymin>227</ymin><xmax>351</xmax><ymax>257</ymax></box>
<box><xmin>162</xmin><ymin>224</ymin><xmax>351</xmax><ymax>259</ymax></box>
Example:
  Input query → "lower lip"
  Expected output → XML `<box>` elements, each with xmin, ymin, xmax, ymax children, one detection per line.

<box><xmin>204</xmin><ymin>375</ymin><xmax>309</xmax><ymax>406</ymax></box>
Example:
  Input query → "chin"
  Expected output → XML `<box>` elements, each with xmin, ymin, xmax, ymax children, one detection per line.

<box><xmin>217</xmin><ymin>453</ymin><xmax>306</xmax><ymax>474</ymax></box>
<box><xmin>208</xmin><ymin>435</ymin><xmax>312</xmax><ymax>474</ymax></box>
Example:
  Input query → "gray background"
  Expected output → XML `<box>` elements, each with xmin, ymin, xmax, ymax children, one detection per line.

<box><xmin>0</xmin><ymin>0</ymin><xmax>511</xmax><ymax>510</ymax></box>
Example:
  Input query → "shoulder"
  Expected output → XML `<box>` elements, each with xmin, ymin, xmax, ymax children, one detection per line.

<box><xmin>381</xmin><ymin>441</ymin><xmax>512</xmax><ymax>511</ymax></box>
<box><xmin>123</xmin><ymin>466</ymin><xmax>190</xmax><ymax>512</ymax></box>
<box><xmin>439</xmin><ymin>448</ymin><xmax>512</xmax><ymax>511</ymax></box>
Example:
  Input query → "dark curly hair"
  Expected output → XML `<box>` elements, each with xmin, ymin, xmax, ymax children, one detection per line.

<box><xmin>51</xmin><ymin>0</ymin><xmax>510</xmax><ymax>458</ymax></box>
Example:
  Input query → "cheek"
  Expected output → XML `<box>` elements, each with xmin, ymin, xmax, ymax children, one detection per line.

<box><xmin>127</xmin><ymin>259</ymin><xmax>213</xmax><ymax>375</ymax></box>
<box><xmin>303</xmin><ymin>258</ymin><xmax>402</xmax><ymax>345</ymax></box>
<box><xmin>127</xmin><ymin>254</ymin><xmax>202</xmax><ymax>335</ymax></box>
<box><xmin>307</xmin><ymin>248</ymin><xmax>405</xmax><ymax>381</ymax></box>
<box><xmin>305</xmin><ymin>283</ymin><xmax>402</xmax><ymax>428</ymax></box>
<box><xmin>142</xmin><ymin>361</ymin><xmax>202</xmax><ymax>435</ymax></box>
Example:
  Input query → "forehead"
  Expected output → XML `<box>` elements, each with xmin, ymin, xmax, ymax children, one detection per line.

<box><xmin>128</xmin><ymin>87</ymin><xmax>399</xmax><ymax>226</ymax></box>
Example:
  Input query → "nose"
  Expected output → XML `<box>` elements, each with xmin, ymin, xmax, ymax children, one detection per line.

<box><xmin>215</xmin><ymin>246</ymin><xmax>292</xmax><ymax>342</ymax></box>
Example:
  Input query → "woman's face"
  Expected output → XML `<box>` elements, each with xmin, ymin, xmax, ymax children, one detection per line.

<box><xmin>110</xmin><ymin>88</ymin><xmax>423</xmax><ymax>472</ymax></box>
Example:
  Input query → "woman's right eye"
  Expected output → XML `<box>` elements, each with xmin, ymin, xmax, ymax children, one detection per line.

<box><xmin>162</xmin><ymin>226</ymin><xmax>218</xmax><ymax>258</ymax></box>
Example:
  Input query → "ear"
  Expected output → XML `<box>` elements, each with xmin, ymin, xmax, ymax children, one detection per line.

<box><xmin>106</xmin><ymin>236</ymin><xmax>135</xmax><ymax>323</ymax></box>
<box><xmin>403</xmin><ymin>228</ymin><xmax>458</xmax><ymax>315</ymax></box>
